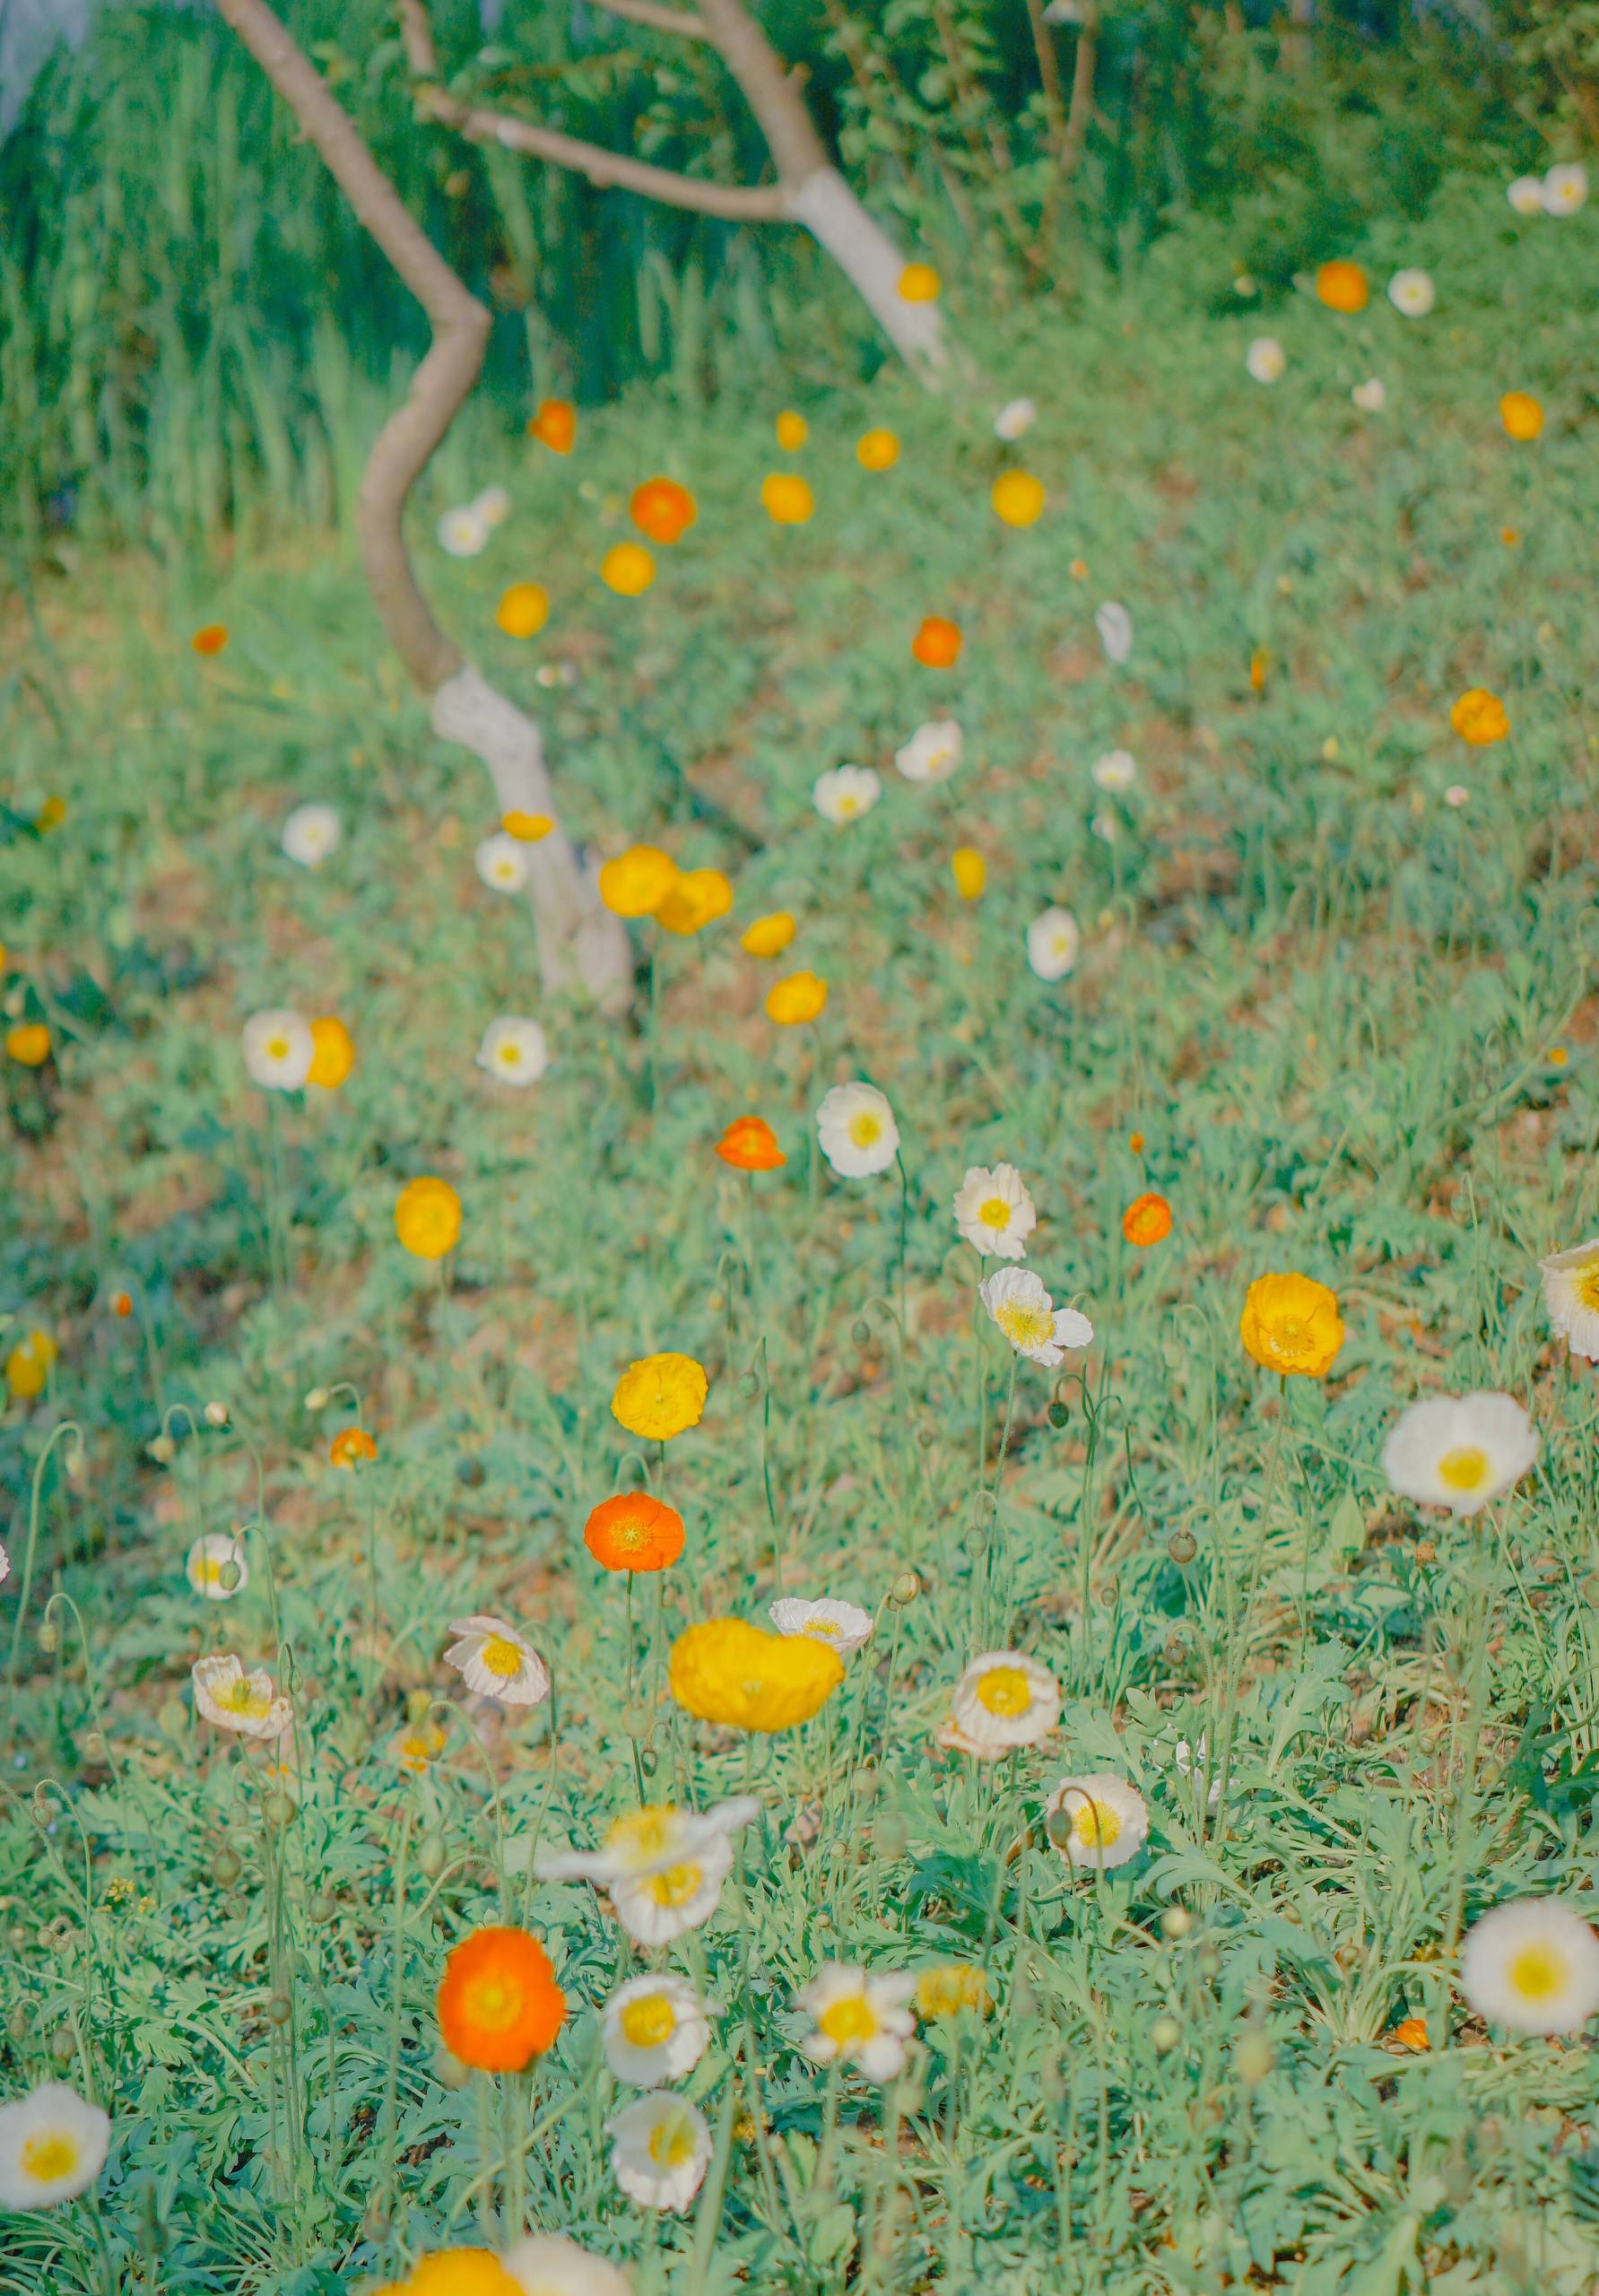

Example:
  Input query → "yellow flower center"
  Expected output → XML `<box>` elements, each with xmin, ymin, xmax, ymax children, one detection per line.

<box><xmin>266</xmin><ymin>1035</ymin><xmax>290</xmax><ymax>1062</ymax></box>
<box><xmin>499</xmin><ymin>1044</ymin><xmax>522</xmax><ymax>1066</ymax></box>
<box><xmin>837</xmin><ymin>794</ymin><xmax>860</xmax><ymax>817</ymax></box>
<box><xmin>647</xmin><ymin>1859</ymin><xmax>703</xmax><ymax>1907</ymax></box>
<box><xmin>975</xmin><ymin>1665</ymin><xmax>1032</xmax><ymax>1717</ymax></box>
<box><xmin>818</xmin><ymin>1994</ymin><xmax>879</xmax><ymax>2046</ymax></box>
<box><xmin>220</xmin><ymin>1676</ymin><xmax>270</xmax><ymax>1718</ymax></box>
<box><xmin>481</xmin><ymin>1635</ymin><xmax>525</xmax><ymax>1678</ymax></box>
<box><xmin>847</xmin><ymin>1112</ymin><xmax>882</xmax><ymax>1149</ymax></box>
<box><xmin>610</xmin><ymin>1806</ymin><xmax>675</xmax><ymax>1859</ymax></box>
<box><xmin>465</xmin><ymin>1975</ymin><xmax>519</xmax><ymax>2029</ymax></box>
<box><xmin>22</xmin><ymin>2131</ymin><xmax>80</xmax><ymax>2184</ymax></box>
<box><xmin>978</xmin><ymin>1196</ymin><xmax>1012</xmax><ymax>1230</ymax></box>
<box><xmin>996</xmin><ymin>1300</ymin><xmax>1052</xmax><ymax>1349</ymax></box>
<box><xmin>620</xmin><ymin>1993</ymin><xmax>678</xmax><ymax>2048</ymax></box>
<box><xmin>1507</xmin><ymin>1943</ymin><xmax>1567</xmax><ymax>2001</ymax></box>
<box><xmin>647</xmin><ymin>2111</ymin><xmax>697</xmax><ymax>2167</ymax></box>
<box><xmin>806</xmin><ymin>1615</ymin><xmax>842</xmax><ymax>1638</ymax></box>
<box><xmin>1070</xmin><ymin>1797</ymin><xmax>1122</xmax><ymax>1850</ymax></box>
<box><xmin>1438</xmin><ymin>1447</ymin><xmax>1489</xmax><ymax>1492</ymax></box>
<box><xmin>1575</xmin><ymin>1261</ymin><xmax>1599</xmax><ymax>1311</ymax></box>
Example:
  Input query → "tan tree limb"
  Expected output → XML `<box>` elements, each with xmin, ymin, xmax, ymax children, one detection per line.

<box><xmin>213</xmin><ymin>0</ymin><xmax>482</xmax><ymax>692</ymax></box>
<box><xmin>693</xmin><ymin>0</ymin><xmax>830</xmax><ymax>183</ymax></box>
<box><xmin>594</xmin><ymin>0</ymin><xmax>709</xmax><ymax>40</ymax></box>
<box><xmin>1062</xmin><ymin>5</ymin><xmax>1099</xmax><ymax>177</ymax></box>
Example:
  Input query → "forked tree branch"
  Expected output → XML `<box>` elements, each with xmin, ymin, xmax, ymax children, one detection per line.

<box><xmin>398</xmin><ymin>0</ymin><xmax>785</xmax><ymax>220</ymax></box>
<box><xmin>213</xmin><ymin>0</ymin><xmax>484</xmax><ymax>691</ymax></box>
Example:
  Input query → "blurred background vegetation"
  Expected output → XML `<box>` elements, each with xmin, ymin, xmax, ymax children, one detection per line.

<box><xmin>1</xmin><ymin>0</ymin><xmax>1592</xmax><ymax>551</ymax></box>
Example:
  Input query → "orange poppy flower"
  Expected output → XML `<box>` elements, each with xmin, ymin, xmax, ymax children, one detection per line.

<box><xmin>1499</xmin><ymin>391</ymin><xmax>1543</xmax><ymax>442</ymax></box>
<box><xmin>1315</xmin><ymin>260</ymin><xmax>1369</xmax><ymax>314</ymax></box>
<box><xmin>899</xmin><ymin>262</ymin><xmax>941</xmax><ymax>303</ymax></box>
<box><xmin>775</xmin><ymin>410</ymin><xmax>807</xmax><ymax>450</ymax></box>
<box><xmin>1449</xmin><ymin>688</ymin><xmax>1508</xmax><ymax>746</ymax></box>
<box><xmin>584</xmin><ymin>1491</ymin><xmax>686</xmax><ymax>1573</ymax></box>
<box><xmin>191</xmin><ymin>624</ymin><xmax>229</xmax><ymax>657</ymax></box>
<box><xmin>717</xmin><ymin>1115</ymin><xmax>785</xmax><ymax>1172</ymax></box>
<box><xmin>330</xmin><ymin>1425</ymin><xmax>378</xmax><ymax>1469</ymax></box>
<box><xmin>856</xmin><ymin>429</ymin><xmax>900</xmax><ymax>472</ymax></box>
<box><xmin>4</xmin><ymin>1022</ymin><xmax>50</xmax><ymax>1067</ymax></box>
<box><xmin>1123</xmin><ymin>1191</ymin><xmax>1172</xmax><ymax>1248</ymax></box>
<box><xmin>912</xmin><ymin>615</ymin><xmax>962</xmax><ymax>668</ymax></box>
<box><xmin>601</xmin><ymin>543</ymin><xmax>655</xmax><ymax>596</ymax></box>
<box><xmin>630</xmin><ymin>477</ymin><xmax>697</xmax><ymax>545</ymax></box>
<box><xmin>760</xmin><ymin>472</ymin><xmax>814</xmax><ymax>526</ymax></box>
<box><xmin>437</xmin><ymin>1926</ymin><xmax>566</xmax><ymax>2072</ymax></box>
<box><xmin>113</xmin><ymin>1292</ymin><xmax>134</xmax><ymax>1318</ymax></box>
<box><xmin>1391</xmin><ymin>2016</ymin><xmax>1430</xmax><ymax>2051</ymax></box>
<box><xmin>528</xmin><ymin>399</ymin><xmax>576</xmax><ymax>454</ymax></box>
<box><xmin>496</xmin><ymin>582</ymin><xmax>550</xmax><ymax>639</ymax></box>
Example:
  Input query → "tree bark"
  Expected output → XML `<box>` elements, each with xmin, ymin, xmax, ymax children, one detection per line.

<box><xmin>212</xmin><ymin>0</ymin><xmax>631</xmax><ymax>1012</ymax></box>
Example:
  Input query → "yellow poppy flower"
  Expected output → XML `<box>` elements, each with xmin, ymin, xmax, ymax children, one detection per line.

<box><xmin>669</xmin><ymin>1618</ymin><xmax>843</xmax><ymax>1732</ymax></box>
<box><xmin>611</xmin><ymin>1352</ymin><xmax>708</xmax><ymax>1441</ymax></box>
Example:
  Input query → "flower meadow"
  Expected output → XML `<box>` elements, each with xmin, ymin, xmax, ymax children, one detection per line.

<box><xmin>7</xmin><ymin>172</ymin><xmax>1599</xmax><ymax>2296</ymax></box>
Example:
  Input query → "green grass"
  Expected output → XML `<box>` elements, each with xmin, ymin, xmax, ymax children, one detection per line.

<box><xmin>4</xmin><ymin>172</ymin><xmax>1599</xmax><ymax>2295</ymax></box>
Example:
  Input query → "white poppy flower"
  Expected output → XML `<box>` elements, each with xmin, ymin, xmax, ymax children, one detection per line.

<box><xmin>952</xmin><ymin>1162</ymin><xmax>1037</xmax><ymax>1260</ymax></box>
<box><xmin>1173</xmin><ymin>1734</ymin><xmax>1221</xmax><ymax>1808</ymax></box>
<box><xmin>1460</xmin><ymin>1900</ymin><xmax>1599</xmax><ymax>2035</ymax></box>
<box><xmin>281</xmin><ymin>803</ymin><xmax>341</xmax><ymax>869</ymax></box>
<box><xmin>0</xmin><ymin>1542</ymin><xmax>8</xmax><ymax>1586</ymax></box>
<box><xmin>537</xmin><ymin>1799</ymin><xmax>758</xmax><ymax>1943</ymax></box>
<box><xmin>1543</xmin><ymin>162</ymin><xmax>1588</xmax><ymax>216</ymax></box>
<box><xmin>473</xmin><ymin>484</ymin><xmax>512</xmax><ymax>528</ymax></box>
<box><xmin>1380</xmin><ymin>1392</ymin><xmax>1538</xmax><ymax>1517</ymax></box>
<box><xmin>442</xmin><ymin>1613</ymin><xmax>551</xmax><ymax>1706</ymax></box>
<box><xmin>1094</xmin><ymin>601</ymin><xmax>1134</xmax><ymax>663</ymax></box>
<box><xmin>1443</xmin><ymin>784</ymin><xmax>1469</xmax><ymax>808</ymax></box>
<box><xmin>1351</xmin><ymin>378</ymin><xmax>1386</xmax><ymax>413</ymax></box>
<box><xmin>1539</xmin><ymin>1236</ymin><xmax>1599</xmax><ymax>1361</ymax></box>
<box><xmin>816</xmin><ymin>1082</ymin><xmax>899</xmax><ymax>1178</ymax></box>
<box><xmin>185</xmin><ymin>1533</ymin><xmax>248</xmax><ymax>1602</ymax></box>
<box><xmin>980</xmin><ymin>1267</ymin><xmax>1092</xmax><ymax>1367</ymax></box>
<box><xmin>191</xmin><ymin>1653</ymin><xmax>292</xmax><ymax>1741</ymax></box>
<box><xmin>476</xmin><ymin>1016</ymin><xmax>549</xmax><ymax>1088</ymax></box>
<box><xmin>1026</xmin><ymin>906</ymin><xmax>1081</xmax><ymax>982</ymax></box>
<box><xmin>601</xmin><ymin>1973</ymin><xmax>713</xmax><ymax>2086</ymax></box>
<box><xmin>1091</xmin><ymin>749</ymin><xmax>1136</xmax><ymax>792</ymax></box>
<box><xmin>994</xmin><ymin>397</ymin><xmax>1037</xmax><ymax>441</ymax></box>
<box><xmin>1091</xmin><ymin>809</ymin><xmax>1118</xmax><ymax>845</ymax></box>
<box><xmin>502</xmin><ymin>2234</ymin><xmax>633</xmax><ymax>2296</ymax></box>
<box><xmin>438</xmin><ymin>505</ymin><xmax>491</xmax><ymax>557</ymax></box>
<box><xmin>475</xmin><ymin>832</ymin><xmax>531</xmax><ymax>893</ymax></box>
<box><xmin>241</xmin><ymin>1009</ymin><xmax>314</xmax><ymax>1091</ymax></box>
<box><xmin>813</xmin><ymin>764</ymin><xmax>882</xmax><ymax>824</ymax></box>
<box><xmin>943</xmin><ymin>1649</ymin><xmax>1060</xmax><ymax>1756</ymax></box>
<box><xmin>1507</xmin><ymin>175</ymin><xmax>1545</xmax><ymax>216</ymax></box>
<box><xmin>796</xmin><ymin>1964</ymin><xmax>917</xmax><ymax>2082</ymax></box>
<box><xmin>1387</xmin><ymin>268</ymin><xmax>1435</xmax><ymax>317</ymax></box>
<box><xmin>0</xmin><ymin>2083</ymin><xmax>110</xmax><ymax>2211</ymax></box>
<box><xmin>606</xmin><ymin>2091</ymin><xmax>711</xmax><ymax>2212</ymax></box>
<box><xmin>1044</xmin><ymin>1773</ymin><xmax>1149</xmax><ymax>1869</ymax></box>
<box><xmin>894</xmin><ymin>719</ymin><xmax>963</xmax><ymax>785</ymax></box>
<box><xmin>1246</xmin><ymin>336</ymin><xmax>1285</xmax><ymax>385</ymax></box>
<box><xmin>769</xmin><ymin>1596</ymin><xmax>874</xmax><ymax>1656</ymax></box>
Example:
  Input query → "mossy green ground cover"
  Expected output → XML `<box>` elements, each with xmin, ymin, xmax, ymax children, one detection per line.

<box><xmin>4</xmin><ymin>178</ymin><xmax>1599</xmax><ymax>2294</ymax></box>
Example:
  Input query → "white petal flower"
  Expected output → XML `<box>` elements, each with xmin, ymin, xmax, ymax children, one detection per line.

<box><xmin>1351</xmin><ymin>378</ymin><xmax>1386</xmax><ymax>413</ymax></box>
<box><xmin>535</xmin><ymin>1797</ymin><xmax>760</xmax><ymax>1887</ymax></box>
<box><xmin>979</xmin><ymin>1267</ymin><xmax>1091</xmax><ymax>1367</ymax></box>
<box><xmin>475</xmin><ymin>832</ymin><xmax>531</xmax><ymax>893</ymax></box>
<box><xmin>1387</xmin><ymin>267</ymin><xmax>1435</xmax><ymax>317</ymax></box>
<box><xmin>0</xmin><ymin>2083</ymin><xmax>110</xmax><ymax>2211</ymax></box>
<box><xmin>610</xmin><ymin>1843</ymin><xmax>733</xmax><ymax>1945</ymax></box>
<box><xmin>952</xmin><ymin>1162</ymin><xmax>1037</xmax><ymax>1260</ymax></box>
<box><xmin>191</xmin><ymin>1653</ymin><xmax>292</xmax><ymax>1741</ymax></box>
<box><xmin>1543</xmin><ymin>162</ymin><xmax>1588</xmax><ymax>215</ymax></box>
<box><xmin>1026</xmin><ymin>906</ymin><xmax>1080</xmax><ymax>982</ymax></box>
<box><xmin>473</xmin><ymin>484</ymin><xmax>512</xmax><ymax>528</ymax></box>
<box><xmin>438</xmin><ymin>505</ymin><xmax>491</xmax><ymax>557</ymax></box>
<box><xmin>769</xmin><ymin>1596</ymin><xmax>874</xmax><ymax>1656</ymax></box>
<box><xmin>1094</xmin><ymin>601</ymin><xmax>1134</xmax><ymax>663</ymax></box>
<box><xmin>601</xmin><ymin>1973</ymin><xmax>713</xmax><ymax>2086</ymax></box>
<box><xmin>1091</xmin><ymin>749</ymin><xmax>1136</xmax><ymax>792</ymax></box>
<box><xmin>994</xmin><ymin>396</ymin><xmax>1037</xmax><ymax>441</ymax></box>
<box><xmin>477</xmin><ymin>1016</ymin><xmax>549</xmax><ymax>1088</ymax></box>
<box><xmin>894</xmin><ymin>719</ymin><xmax>963</xmax><ymax>785</ymax></box>
<box><xmin>813</xmin><ymin>764</ymin><xmax>882</xmax><ymax>824</ymax></box>
<box><xmin>795</xmin><ymin>1964</ymin><xmax>917</xmax><ymax>2082</ymax></box>
<box><xmin>1091</xmin><ymin>809</ymin><xmax>1118</xmax><ymax>845</ymax></box>
<box><xmin>241</xmin><ymin>1009</ymin><xmax>314</xmax><ymax>1091</ymax></box>
<box><xmin>443</xmin><ymin>1613</ymin><xmax>551</xmax><ymax>1706</ymax></box>
<box><xmin>1460</xmin><ymin>1900</ymin><xmax>1599</xmax><ymax>2034</ymax></box>
<box><xmin>944</xmin><ymin>1650</ymin><xmax>1060</xmax><ymax>1756</ymax></box>
<box><xmin>1444</xmin><ymin>783</ymin><xmax>1469</xmax><ymax>808</ymax></box>
<box><xmin>1539</xmin><ymin>1235</ymin><xmax>1599</xmax><ymax>1361</ymax></box>
<box><xmin>1507</xmin><ymin>175</ymin><xmax>1545</xmax><ymax>217</ymax></box>
<box><xmin>817</xmin><ymin>1082</ymin><xmax>899</xmax><ymax>1178</ymax></box>
<box><xmin>0</xmin><ymin>1542</ymin><xmax>8</xmax><ymax>1587</ymax></box>
<box><xmin>503</xmin><ymin>2233</ymin><xmax>633</xmax><ymax>2296</ymax></box>
<box><xmin>606</xmin><ymin>2091</ymin><xmax>711</xmax><ymax>2212</ymax></box>
<box><xmin>281</xmin><ymin>803</ymin><xmax>341</xmax><ymax>869</ymax></box>
<box><xmin>185</xmin><ymin>1533</ymin><xmax>248</xmax><ymax>1602</ymax></box>
<box><xmin>1044</xmin><ymin>1774</ymin><xmax>1149</xmax><ymax>1869</ymax></box>
<box><xmin>1246</xmin><ymin>335</ymin><xmax>1285</xmax><ymax>385</ymax></box>
<box><xmin>1380</xmin><ymin>1392</ymin><xmax>1539</xmax><ymax>1517</ymax></box>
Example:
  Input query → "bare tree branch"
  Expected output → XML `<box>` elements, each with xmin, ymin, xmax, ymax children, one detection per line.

<box><xmin>214</xmin><ymin>0</ymin><xmax>483</xmax><ymax>692</ymax></box>
<box><xmin>1062</xmin><ymin>4</ymin><xmax>1099</xmax><ymax>177</ymax></box>
<box><xmin>595</xmin><ymin>0</ymin><xmax>708</xmax><ymax>40</ymax></box>
<box><xmin>693</xmin><ymin>0</ymin><xmax>830</xmax><ymax>184</ymax></box>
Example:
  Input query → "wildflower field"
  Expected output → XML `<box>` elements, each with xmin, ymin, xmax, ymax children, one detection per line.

<box><xmin>6</xmin><ymin>12</ymin><xmax>1599</xmax><ymax>2287</ymax></box>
